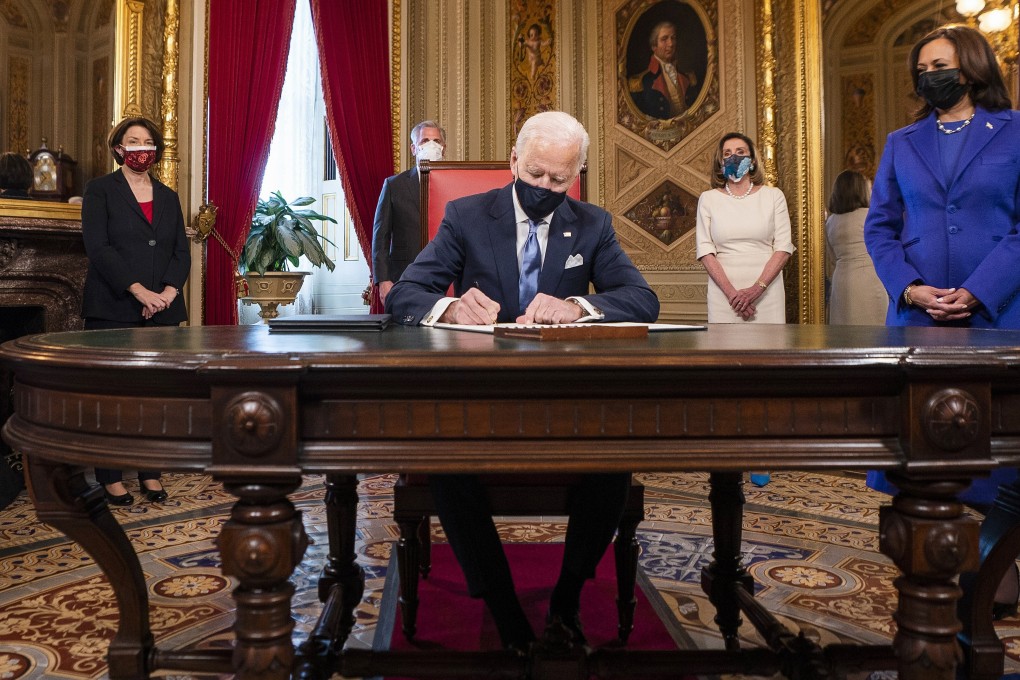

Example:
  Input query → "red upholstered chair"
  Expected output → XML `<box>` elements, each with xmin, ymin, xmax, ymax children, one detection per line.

<box><xmin>392</xmin><ymin>160</ymin><xmax>645</xmax><ymax>642</ymax></box>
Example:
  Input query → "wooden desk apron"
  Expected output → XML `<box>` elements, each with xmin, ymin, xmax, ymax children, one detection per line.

<box><xmin>2</xmin><ymin>323</ymin><xmax>1020</xmax><ymax>680</ymax></box>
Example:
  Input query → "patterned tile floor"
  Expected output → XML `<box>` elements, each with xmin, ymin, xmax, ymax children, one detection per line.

<box><xmin>0</xmin><ymin>471</ymin><xmax>1017</xmax><ymax>679</ymax></box>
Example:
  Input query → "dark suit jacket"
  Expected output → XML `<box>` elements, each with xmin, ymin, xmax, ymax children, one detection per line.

<box><xmin>372</xmin><ymin>167</ymin><xmax>421</xmax><ymax>284</ymax></box>
<box><xmin>386</xmin><ymin>183</ymin><xmax>659</xmax><ymax>324</ymax></box>
<box><xmin>865</xmin><ymin>107</ymin><xmax>1020</xmax><ymax>328</ymax></box>
<box><xmin>81</xmin><ymin>169</ymin><xmax>190</xmax><ymax>324</ymax></box>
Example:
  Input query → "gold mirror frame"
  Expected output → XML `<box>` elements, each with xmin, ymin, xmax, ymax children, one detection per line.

<box><xmin>0</xmin><ymin>0</ymin><xmax>179</xmax><ymax>221</ymax></box>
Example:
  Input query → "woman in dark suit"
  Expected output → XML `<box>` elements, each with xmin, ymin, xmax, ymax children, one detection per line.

<box><xmin>864</xmin><ymin>24</ymin><xmax>1019</xmax><ymax>614</ymax></box>
<box><xmin>82</xmin><ymin>116</ymin><xmax>190</xmax><ymax>505</ymax></box>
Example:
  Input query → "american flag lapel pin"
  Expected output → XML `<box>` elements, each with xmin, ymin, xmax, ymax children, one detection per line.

<box><xmin>563</xmin><ymin>231</ymin><xmax>572</xmax><ymax>237</ymax></box>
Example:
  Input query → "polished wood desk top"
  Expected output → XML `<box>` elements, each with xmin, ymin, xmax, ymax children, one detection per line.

<box><xmin>4</xmin><ymin>323</ymin><xmax>1020</xmax><ymax>680</ymax></box>
<box><xmin>4</xmin><ymin>323</ymin><xmax>1020</xmax><ymax>476</ymax></box>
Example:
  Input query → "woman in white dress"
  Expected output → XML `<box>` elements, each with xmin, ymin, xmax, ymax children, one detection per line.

<box><xmin>825</xmin><ymin>170</ymin><xmax>887</xmax><ymax>325</ymax></box>
<box><xmin>696</xmin><ymin>132</ymin><xmax>795</xmax><ymax>323</ymax></box>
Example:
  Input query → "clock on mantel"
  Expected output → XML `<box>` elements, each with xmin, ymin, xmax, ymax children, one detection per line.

<box><xmin>28</xmin><ymin>138</ymin><xmax>78</xmax><ymax>202</ymax></box>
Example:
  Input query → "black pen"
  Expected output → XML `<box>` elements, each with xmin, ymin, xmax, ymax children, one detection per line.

<box><xmin>473</xmin><ymin>280</ymin><xmax>499</xmax><ymax>324</ymax></box>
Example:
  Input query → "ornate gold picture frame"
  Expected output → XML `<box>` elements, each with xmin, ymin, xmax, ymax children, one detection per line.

<box><xmin>615</xmin><ymin>0</ymin><xmax>718</xmax><ymax>151</ymax></box>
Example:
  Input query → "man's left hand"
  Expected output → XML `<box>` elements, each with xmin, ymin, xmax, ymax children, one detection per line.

<box><xmin>516</xmin><ymin>293</ymin><xmax>584</xmax><ymax>324</ymax></box>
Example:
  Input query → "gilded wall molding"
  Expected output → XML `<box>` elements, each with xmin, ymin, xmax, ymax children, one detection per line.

<box><xmin>755</xmin><ymin>0</ymin><xmax>777</xmax><ymax>185</ymax></box>
<box><xmin>156</xmin><ymin>0</ymin><xmax>180</xmax><ymax>190</ymax></box>
<box><xmin>391</xmin><ymin>0</ymin><xmax>401</xmax><ymax>173</ymax></box>
<box><xmin>768</xmin><ymin>0</ymin><xmax>824</xmax><ymax>323</ymax></box>
<box><xmin>114</xmin><ymin>0</ymin><xmax>145</xmax><ymax>118</ymax></box>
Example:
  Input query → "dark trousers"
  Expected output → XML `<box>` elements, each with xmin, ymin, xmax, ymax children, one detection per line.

<box><xmin>429</xmin><ymin>472</ymin><xmax>631</xmax><ymax>598</ymax></box>
<box><xmin>85</xmin><ymin>317</ymin><xmax>165</xmax><ymax>486</ymax></box>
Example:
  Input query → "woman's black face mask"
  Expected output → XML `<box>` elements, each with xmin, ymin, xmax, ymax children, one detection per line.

<box><xmin>916</xmin><ymin>68</ymin><xmax>969</xmax><ymax>111</ymax></box>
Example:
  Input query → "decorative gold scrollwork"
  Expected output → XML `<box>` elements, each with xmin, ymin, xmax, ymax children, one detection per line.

<box><xmin>922</xmin><ymin>388</ymin><xmax>980</xmax><ymax>451</ymax></box>
<box><xmin>224</xmin><ymin>392</ymin><xmax>283</xmax><ymax>458</ymax></box>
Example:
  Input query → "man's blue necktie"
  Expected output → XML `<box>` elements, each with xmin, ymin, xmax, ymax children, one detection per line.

<box><xmin>518</xmin><ymin>219</ymin><xmax>542</xmax><ymax>314</ymax></box>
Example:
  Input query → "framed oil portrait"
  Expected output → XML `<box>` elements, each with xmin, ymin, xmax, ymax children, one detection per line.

<box><xmin>616</xmin><ymin>0</ymin><xmax>718</xmax><ymax>152</ymax></box>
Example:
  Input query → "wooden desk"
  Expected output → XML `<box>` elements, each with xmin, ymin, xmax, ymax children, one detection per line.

<box><xmin>3</xmin><ymin>323</ymin><xmax>1020</xmax><ymax>680</ymax></box>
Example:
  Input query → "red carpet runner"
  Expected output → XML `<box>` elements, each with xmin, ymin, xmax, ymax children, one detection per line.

<box><xmin>381</xmin><ymin>543</ymin><xmax>681</xmax><ymax>668</ymax></box>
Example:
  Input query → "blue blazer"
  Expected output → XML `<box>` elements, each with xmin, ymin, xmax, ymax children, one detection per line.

<box><xmin>81</xmin><ymin>169</ymin><xmax>190</xmax><ymax>324</ymax></box>
<box><xmin>387</xmin><ymin>184</ymin><xmax>659</xmax><ymax>324</ymax></box>
<box><xmin>864</xmin><ymin>107</ymin><xmax>1020</xmax><ymax>328</ymax></box>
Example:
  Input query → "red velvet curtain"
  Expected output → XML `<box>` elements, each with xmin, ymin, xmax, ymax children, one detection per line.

<box><xmin>310</xmin><ymin>0</ymin><xmax>394</xmax><ymax>313</ymax></box>
<box><xmin>205</xmin><ymin>0</ymin><xmax>296</xmax><ymax>325</ymax></box>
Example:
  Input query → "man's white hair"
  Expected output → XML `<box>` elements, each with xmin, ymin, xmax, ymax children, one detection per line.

<box><xmin>410</xmin><ymin>119</ymin><xmax>446</xmax><ymax>146</ymax></box>
<box><xmin>514</xmin><ymin>111</ymin><xmax>589</xmax><ymax>174</ymax></box>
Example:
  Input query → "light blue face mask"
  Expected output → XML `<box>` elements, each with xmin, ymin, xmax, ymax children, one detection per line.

<box><xmin>723</xmin><ymin>155</ymin><xmax>752</xmax><ymax>181</ymax></box>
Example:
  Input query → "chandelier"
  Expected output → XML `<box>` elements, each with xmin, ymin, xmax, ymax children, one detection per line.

<box><xmin>955</xmin><ymin>0</ymin><xmax>1019</xmax><ymax>65</ymax></box>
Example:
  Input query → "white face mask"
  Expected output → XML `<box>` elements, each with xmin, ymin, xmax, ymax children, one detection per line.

<box><xmin>415</xmin><ymin>140</ymin><xmax>444</xmax><ymax>163</ymax></box>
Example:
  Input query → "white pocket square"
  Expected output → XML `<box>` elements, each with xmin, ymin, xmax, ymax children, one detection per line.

<box><xmin>565</xmin><ymin>254</ymin><xmax>584</xmax><ymax>269</ymax></box>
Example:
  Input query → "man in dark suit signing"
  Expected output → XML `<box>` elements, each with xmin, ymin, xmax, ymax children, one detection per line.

<box><xmin>371</xmin><ymin>119</ymin><xmax>447</xmax><ymax>306</ymax></box>
<box><xmin>387</xmin><ymin>111</ymin><xmax>659</xmax><ymax>651</ymax></box>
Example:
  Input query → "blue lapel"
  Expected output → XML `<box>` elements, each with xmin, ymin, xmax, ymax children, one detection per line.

<box><xmin>905</xmin><ymin>112</ymin><xmax>946</xmax><ymax>190</ymax></box>
<box><xmin>486</xmin><ymin>185</ymin><xmax>521</xmax><ymax>311</ymax></box>
<box><xmin>538</xmin><ymin>200</ymin><xmax>580</xmax><ymax>294</ymax></box>
<box><xmin>947</xmin><ymin>107</ymin><xmax>1009</xmax><ymax>190</ymax></box>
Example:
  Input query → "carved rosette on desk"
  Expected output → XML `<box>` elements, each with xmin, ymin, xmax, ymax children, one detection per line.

<box><xmin>879</xmin><ymin>384</ymin><xmax>987</xmax><ymax>678</ymax></box>
<box><xmin>209</xmin><ymin>381</ymin><xmax>308</xmax><ymax>679</ymax></box>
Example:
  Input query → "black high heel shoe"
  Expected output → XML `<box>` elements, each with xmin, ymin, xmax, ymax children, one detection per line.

<box><xmin>142</xmin><ymin>483</ymin><xmax>168</xmax><ymax>503</ymax></box>
<box><xmin>993</xmin><ymin>561</ymin><xmax>1020</xmax><ymax>620</ymax></box>
<box><xmin>103</xmin><ymin>488</ymin><xmax>134</xmax><ymax>506</ymax></box>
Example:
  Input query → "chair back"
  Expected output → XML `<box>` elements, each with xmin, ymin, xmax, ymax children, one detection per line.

<box><xmin>418</xmin><ymin>160</ymin><xmax>587</xmax><ymax>247</ymax></box>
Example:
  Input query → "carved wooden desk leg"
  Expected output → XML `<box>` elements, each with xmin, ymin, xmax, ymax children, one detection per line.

<box><xmin>216</xmin><ymin>479</ymin><xmax>307</xmax><ymax>680</ymax></box>
<box><xmin>959</xmin><ymin>479</ymin><xmax>1020</xmax><ymax>680</ymax></box>
<box><xmin>701</xmin><ymin>472</ymin><xmax>754</xmax><ymax>652</ymax></box>
<box><xmin>25</xmin><ymin>457</ymin><xmax>153</xmax><ymax>680</ymax></box>
<box><xmin>318</xmin><ymin>474</ymin><xmax>366</xmax><ymax>644</ymax></box>
<box><xmin>880</xmin><ymin>475</ymin><xmax>979</xmax><ymax>680</ymax></box>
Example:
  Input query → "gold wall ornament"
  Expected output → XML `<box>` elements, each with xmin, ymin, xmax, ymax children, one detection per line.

<box><xmin>115</xmin><ymin>0</ymin><xmax>146</xmax><ymax>119</ymax></box>
<box><xmin>192</xmin><ymin>202</ymin><xmax>218</xmax><ymax>242</ymax></box>
<box><xmin>509</xmin><ymin>0</ymin><xmax>558</xmax><ymax>136</ymax></box>
<box><xmin>156</xmin><ymin>0</ymin><xmax>180</xmax><ymax>190</ymax></box>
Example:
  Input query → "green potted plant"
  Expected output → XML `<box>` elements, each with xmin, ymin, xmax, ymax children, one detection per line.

<box><xmin>239</xmin><ymin>191</ymin><xmax>338</xmax><ymax>321</ymax></box>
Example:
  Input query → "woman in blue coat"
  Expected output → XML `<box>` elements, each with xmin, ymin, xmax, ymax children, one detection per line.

<box><xmin>865</xmin><ymin>25</ymin><xmax>1020</xmax><ymax>328</ymax></box>
<box><xmin>864</xmin><ymin>23</ymin><xmax>1019</xmax><ymax>613</ymax></box>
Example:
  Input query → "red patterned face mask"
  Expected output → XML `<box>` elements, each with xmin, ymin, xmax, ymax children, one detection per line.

<box><xmin>119</xmin><ymin>145</ymin><xmax>158</xmax><ymax>172</ymax></box>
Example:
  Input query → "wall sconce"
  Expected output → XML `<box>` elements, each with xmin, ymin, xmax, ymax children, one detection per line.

<box><xmin>955</xmin><ymin>0</ymin><xmax>1019</xmax><ymax>65</ymax></box>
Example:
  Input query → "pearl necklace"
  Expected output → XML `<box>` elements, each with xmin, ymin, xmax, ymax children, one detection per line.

<box><xmin>936</xmin><ymin>112</ymin><xmax>975</xmax><ymax>135</ymax></box>
<box><xmin>724</xmin><ymin>181</ymin><xmax>754</xmax><ymax>199</ymax></box>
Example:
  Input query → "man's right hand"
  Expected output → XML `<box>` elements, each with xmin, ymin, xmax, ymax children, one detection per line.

<box><xmin>439</xmin><ymin>287</ymin><xmax>501</xmax><ymax>324</ymax></box>
<box><xmin>378</xmin><ymin>280</ymin><xmax>394</xmax><ymax>303</ymax></box>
